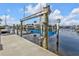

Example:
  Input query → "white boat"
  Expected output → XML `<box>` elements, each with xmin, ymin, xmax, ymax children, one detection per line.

<box><xmin>1</xmin><ymin>26</ymin><xmax>10</xmax><ymax>33</ymax></box>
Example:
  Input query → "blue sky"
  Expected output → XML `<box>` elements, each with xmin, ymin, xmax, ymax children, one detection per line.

<box><xmin>51</xmin><ymin>3</ymin><xmax>79</xmax><ymax>16</ymax></box>
<box><xmin>0</xmin><ymin>3</ymin><xmax>79</xmax><ymax>26</ymax></box>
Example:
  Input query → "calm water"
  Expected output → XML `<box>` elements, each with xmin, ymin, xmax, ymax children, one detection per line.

<box><xmin>48</xmin><ymin>29</ymin><xmax>79</xmax><ymax>56</ymax></box>
<box><xmin>2</xmin><ymin>28</ymin><xmax>79</xmax><ymax>55</ymax></box>
<box><xmin>23</xmin><ymin>29</ymin><xmax>79</xmax><ymax>56</ymax></box>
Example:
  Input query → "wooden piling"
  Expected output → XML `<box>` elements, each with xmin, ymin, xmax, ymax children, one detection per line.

<box><xmin>16</xmin><ymin>24</ymin><xmax>19</xmax><ymax>35</ymax></box>
<box><xmin>56</xmin><ymin>19</ymin><xmax>60</xmax><ymax>53</ymax></box>
<box><xmin>20</xmin><ymin>21</ymin><xmax>23</xmax><ymax>37</ymax></box>
<box><xmin>0</xmin><ymin>29</ymin><xmax>3</xmax><ymax>50</ymax></box>
<box><xmin>42</xmin><ymin>12</ymin><xmax>48</xmax><ymax>49</ymax></box>
<box><xmin>13</xmin><ymin>24</ymin><xmax>15</xmax><ymax>34</ymax></box>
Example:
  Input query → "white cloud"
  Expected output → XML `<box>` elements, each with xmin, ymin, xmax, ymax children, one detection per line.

<box><xmin>24</xmin><ymin>4</ymin><xmax>64</xmax><ymax>25</ymax></box>
<box><xmin>60</xmin><ymin>8</ymin><xmax>79</xmax><ymax>26</ymax></box>
<box><xmin>49</xmin><ymin>9</ymin><xmax>63</xmax><ymax>25</ymax></box>
<box><xmin>20</xmin><ymin>3</ymin><xmax>48</xmax><ymax>15</ymax></box>
<box><xmin>25</xmin><ymin>4</ymin><xmax>63</xmax><ymax>25</ymax></box>
<box><xmin>0</xmin><ymin>15</ymin><xmax>20</xmax><ymax>26</ymax></box>
<box><xmin>26</xmin><ymin>4</ymin><xmax>42</xmax><ymax>14</ymax></box>
<box><xmin>71</xmin><ymin>8</ymin><xmax>79</xmax><ymax>15</ymax></box>
<box><xmin>50</xmin><ymin>9</ymin><xmax>63</xmax><ymax>19</ymax></box>
<box><xmin>19</xmin><ymin>4</ymin><xmax>79</xmax><ymax>26</ymax></box>
<box><xmin>62</xmin><ymin>19</ymin><xmax>79</xmax><ymax>26</ymax></box>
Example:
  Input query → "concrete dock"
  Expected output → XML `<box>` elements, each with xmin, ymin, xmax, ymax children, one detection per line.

<box><xmin>0</xmin><ymin>35</ymin><xmax>57</xmax><ymax>56</ymax></box>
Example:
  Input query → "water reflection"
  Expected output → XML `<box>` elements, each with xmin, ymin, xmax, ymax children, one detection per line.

<box><xmin>23</xmin><ymin>29</ymin><xmax>79</xmax><ymax>56</ymax></box>
<box><xmin>76</xmin><ymin>31</ymin><xmax>79</xmax><ymax>35</ymax></box>
<box><xmin>49</xmin><ymin>29</ymin><xmax>79</xmax><ymax>56</ymax></box>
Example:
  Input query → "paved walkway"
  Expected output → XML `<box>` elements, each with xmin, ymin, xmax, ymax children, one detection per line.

<box><xmin>0</xmin><ymin>35</ymin><xmax>57</xmax><ymax>56</ymax></box>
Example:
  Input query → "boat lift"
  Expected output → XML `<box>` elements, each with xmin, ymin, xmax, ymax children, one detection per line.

<box><xmin>20</xmin><ymin>5</ymin><xmax>51</xmax><ymax>49</ymax></box>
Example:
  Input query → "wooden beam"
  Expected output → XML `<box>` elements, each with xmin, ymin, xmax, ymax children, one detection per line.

<box><xmin>20</xmin><ymin>10</ymin><xmax>48</xmax><ymax>22</ymax></box>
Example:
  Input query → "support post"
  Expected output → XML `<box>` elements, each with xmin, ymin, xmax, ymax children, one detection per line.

<box><xmin>0</xmin><ymin>29</ymin><xmax>3</xmax><ymax>50</ymax></box>
<box><xmin>17</xmin><ymin>24</ymin><xmax>19</xmax><ymax>35</ymax></box>
<box><xmin>42</xmin><ymin>5</ymin><xmax>50</xmax><ymax>49</ymax></box>
<box><xmin>42</xmin><ymin>13</ymin><xmax>48</xmax><ymax>49</ymax></box>
<box><xmin>56</xmin><ymin>19</ymin><xmax>60</xmax><ymax>53</ymax></box>
<box><xmin>13</xmin><ymin>24</ymin><xmax>15</xmax><ymax>34</ymax></box>
<box><xmin>21</xmin><ymin>21</ymin><xmax>23</xmax><ymax>37</ymax></box>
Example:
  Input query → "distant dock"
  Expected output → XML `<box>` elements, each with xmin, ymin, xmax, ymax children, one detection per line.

<box><xmin>0</xmin><ymin>35</ymin><xmax>57</xmax><ymax>56</ymax></box>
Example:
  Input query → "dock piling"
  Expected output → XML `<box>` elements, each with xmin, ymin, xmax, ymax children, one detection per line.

<box><xmin>16</xmin><ymin>24</ymin><xmax>19</xmax><ymax>35</ymax></box>
<box><xmin>0</xmin><ymin>30</ymin><xmax>3</xmax><ymax>50</ymax></box>
<box><xmin>13</xmin><ymin>24</ymin><xmax>15</xmax><ymax>34</ymax></box>
<box><xmin>20</xmin><ymin>21</ymin><xmax>23</xmax><ymax>37</ymax></box>
<box><xmin>56</xmin><ymin>19</ymin><xmax>60</xmax><ymax>53</ymax></box>
<box><xmin>42</xmin><ymin>13</ymin><xmax>48</xmax><ymax>49</ymax></box>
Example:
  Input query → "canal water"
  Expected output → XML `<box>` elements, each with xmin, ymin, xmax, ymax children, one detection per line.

<box><xmin>2</xmin><ymin>28</ymin><xmax>79</xmax><ymax>56</ymax></box>
<box><xmin>48</xmin><ymin>29</ymin><xmax>79</xmax><ymax>56</ymax></box>
<box><xmin>23</xmin><ymin>29</ymin><xmax>79</xmax><ymax>56</ymax></box>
